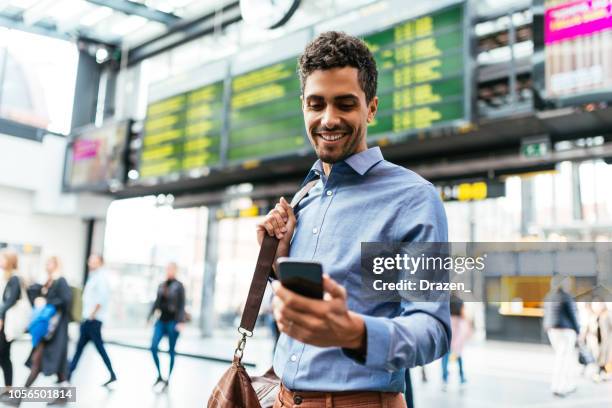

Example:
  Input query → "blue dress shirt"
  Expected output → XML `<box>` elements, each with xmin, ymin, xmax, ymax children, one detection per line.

<box><xmin>272</xmin><ymin>146</ymin><xmax>451</xmax><ymax>392</ymax></box>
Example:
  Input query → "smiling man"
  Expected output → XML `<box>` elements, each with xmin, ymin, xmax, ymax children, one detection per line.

<box><xmin>256</xmin><ymin>31</ymin><xmax>450</xmax><ymax>408</ymax></box>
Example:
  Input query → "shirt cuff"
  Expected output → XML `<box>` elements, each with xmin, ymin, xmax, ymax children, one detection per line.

<box><xmin>342</xmin><ymin>314</ymin><xmax>391</xmax><ymax>370</ymax></box>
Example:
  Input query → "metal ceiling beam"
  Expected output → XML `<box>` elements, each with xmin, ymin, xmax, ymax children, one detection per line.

<box><xmin>85</xmin><ymin>0</ymin><xmax>180</xmax><ymax>25</ymax></box>
<box><xmin>126</xmin><ymin>1</ymin><xmax>241</xmax><ymax>66</ymax></box>
<box><xmin>0</xmin><ymin>13</ymin><xmax>71</xmax><ymax>42</ymax></box>
<box><xmin>0</xmin><ymin>12</ymin><xmax>119</xmax><ymax>46</ymax></box>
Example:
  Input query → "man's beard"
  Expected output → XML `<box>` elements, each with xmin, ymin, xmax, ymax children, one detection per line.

<box><xmin>310</xmin><ymin>124</ymin><xmax>365</xmax><ymax>164</ymax></box>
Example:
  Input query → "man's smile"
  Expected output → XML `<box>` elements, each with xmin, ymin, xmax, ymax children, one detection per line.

<box><xmin>316</xmin><ymin>132</ymin><xmax>349</xmax><ymax>143</ymax></box>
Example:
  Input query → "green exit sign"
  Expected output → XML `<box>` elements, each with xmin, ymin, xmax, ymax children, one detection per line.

<box><xmin>521</xmin><ymin>137</ymin><xmax>551</xmax><ymax>158</ymax></box>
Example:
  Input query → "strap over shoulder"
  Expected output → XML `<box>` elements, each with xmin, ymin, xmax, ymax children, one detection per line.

<box><xmin>238</xmin><ymin>179</ymin><xmax>319</xmax><ymax>334</ymax></box>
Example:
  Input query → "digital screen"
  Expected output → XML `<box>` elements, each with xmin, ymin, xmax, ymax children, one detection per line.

<box><xmin>228</xmin><ymin>58</ymin><xmax>306</xmax><ymax>162</ymax></box>
<box><xmin>140</xmin><ymin>81</ymin><xmax>224</xmax><ymax>179</ymax></box>
<box><xmin>66</xmin><ymin>121</ymin><xmax>128</xmax><ymax>190</ymax></box>
<box><xmin>364</xmin><ymin>4</ymin><xmax>467</xmax><ymax>137</ymax></box>
<box><xmin>544</xmin><ymin>0</ymin><xmax>612</xmax><ymax>98</ymax></box>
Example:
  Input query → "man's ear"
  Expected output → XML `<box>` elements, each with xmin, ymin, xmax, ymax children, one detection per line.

<box><xmin>367</xmin><ymin>96</ymin><xmax>379</xmax><ymax>123</ymax></box>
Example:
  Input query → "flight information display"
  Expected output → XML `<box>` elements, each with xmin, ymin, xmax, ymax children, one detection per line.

<box><xmin>135</xmin><ymin>3</ymin><xmax>468</xmax><ymax>182</ymax></box>
<box><xmin>363</xmin><ymin>3</ymin><xmax>467</xmax><ymax>137</ymax></box>
<box><xmin>228</xmin><ymin>58</ymin><xmax>306</xmax><ymax>162</ymax></box>
<box><xmin>140</xmin><ymin>81</ymin><xmax>224</xmax><ymax>179</ymax></box>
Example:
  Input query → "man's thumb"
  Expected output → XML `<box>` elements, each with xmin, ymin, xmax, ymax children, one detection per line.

<box><xmin>323</xmin><ymin>274</ymin><xmax>346</xmax><ymax>300</ymax></box>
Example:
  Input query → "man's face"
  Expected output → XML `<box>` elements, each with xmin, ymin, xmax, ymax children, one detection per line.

<box><xmin>302</xmin><ymin>67</ymin><xmax>377</xmax><ymax>164</ymax></box>
<box><xmin>166</xmin><ymin>263</ymin><xmax>177</xmax><ymax>280</ymax></box>
<box><xmin>88</xmin><ymin>255</ymin><xmax>102</xmax><ymax>270</ymax></box>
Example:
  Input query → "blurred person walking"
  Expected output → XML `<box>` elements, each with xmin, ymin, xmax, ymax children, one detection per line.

<box><xmin>148</xmin><ymin>262</ymin><xmax>185</xmax><ymax>389</ymax></box>
<box><xmin>589</xmin><ymin>301</ymin><xmax>612</xmax><ymax>381</ymax></box>
<box><xmin>0</xmin><ymin>251</ymin><xmax>24</xmax><ymax>398</ymax></box>
<box><xmin>543</xmin><ymin>274</ymin><xmax>580</xmax><ymax>397</ymax></box>
<box><xmin>441</xmin><ymin>297</ymin><xmax>471</xmax><ymax>389</ymax></box>
<box><xmin>7</xmin><ymin>256</ymin><xmax>73</xmax><ymax>407</ymax></box>
<box><xmin>68</xmin><ymin>254</ymin><xmax>117</xmax><ymax>387</ymax></box>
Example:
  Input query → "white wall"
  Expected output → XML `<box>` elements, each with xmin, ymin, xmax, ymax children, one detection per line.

<box><xmin>0</xmin><ymin>185</ymin><xmax>85</xmax><ymax>285</ymax></box>
<box><xmin>0</xmin><ymin>133</ymin><xmax>113</xmax><ymax>285</ymax></box>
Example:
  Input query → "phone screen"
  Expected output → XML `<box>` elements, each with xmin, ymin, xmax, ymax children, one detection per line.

<box><xmin>277</xmin><ymin>259</ymin><xmax>323</xmax><ymax>299</ymax></box>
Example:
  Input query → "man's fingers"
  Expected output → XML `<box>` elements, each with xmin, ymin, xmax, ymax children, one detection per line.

<box><xmin>276</xmin><ymin>303</ymin><xmax>323</xmax><ymax>332</ymax></box>
<box><xmin>270</xmin><ymin>212</ymin><xmax>287</xmax><ymax>237</ymax></box>
<box><xmin>274</xmin><ymin>284</ymin><xmax>327</xmax><ymax>317</ymax></box>
<box><xmin>275</xmin><ymin>202</ymin><xmax>288</xmax><ymax>221</ymax></box>
<box><xmin>280</xmin><ymin>197</ymin><xmax>295</xmax><ymax>219</ymax></box>
<box><xmin>260</xmin><ymin>220</ymin><xmax>275</xmax><ymax>237</ymax></box>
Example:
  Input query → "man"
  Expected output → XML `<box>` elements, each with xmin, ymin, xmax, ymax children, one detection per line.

<box><xmin>148</xmin><ymin>262</ymin><xmax>185</xmax><ymax>388</ymax></box>
<box><xmin>543</xmin><ymin>274</ymin><xmax>580</xmax><ymax>397</ymax></box>
<box><xmin>256</xmin><ymin>32</ymin><xmax>450</xmax><ymax>407</ymax></box>
<box><xmin>68</xmin><ymin>254</ymin><xmax>117</xmax><ymax>386</ymax></box>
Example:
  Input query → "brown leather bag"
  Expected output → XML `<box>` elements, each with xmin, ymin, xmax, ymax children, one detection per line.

<box><xmin>208</xmin><ymin>180</ymin><xmax>318</xmax><ymax>408</ymax></box>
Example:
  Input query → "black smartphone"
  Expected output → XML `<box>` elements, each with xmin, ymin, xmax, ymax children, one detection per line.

<box><xmin>277</xmin><ymin>257</ymin><xmax>323</xmax><ymax>299</ymax></box>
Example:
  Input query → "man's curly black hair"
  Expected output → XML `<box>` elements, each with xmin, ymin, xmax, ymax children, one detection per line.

<box><xmin>298</xmin><ymin>31</ymin><xmax>378</xmax><ymax>104</ymax></box>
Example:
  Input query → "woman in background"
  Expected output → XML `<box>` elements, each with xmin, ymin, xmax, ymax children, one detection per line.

<box><xmin>0</xmin><ymin>251</ymin><xmax>22</xmax><ymax>398</ymax></box>
<box><xmin>442</xmin><ymin>297</ymin><xmax>472</xmax><ymax>389</ymax></box>
<box><xmin>23</xmin><ymin>256</ymin><xmax>72</xmax><ymax>388</ymax></box>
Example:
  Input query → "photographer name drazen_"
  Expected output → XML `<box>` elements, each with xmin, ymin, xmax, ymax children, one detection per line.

<box><xmin>372</xmin><ymin>279</ymin><xmax>465</xmax><ymax>292</ymax></box>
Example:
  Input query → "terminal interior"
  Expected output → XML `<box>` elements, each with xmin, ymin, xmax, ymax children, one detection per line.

<box><xmin>0</xmin><ymin>0</ymin><xmax>612</xmax><ymax>407</ymax></box>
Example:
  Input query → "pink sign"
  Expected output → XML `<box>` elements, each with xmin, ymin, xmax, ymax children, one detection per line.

<box><xmin>545</xmin><ymin>0</ymin><xmax>612</xmax><ymax>44</ymax></box>
<box><xmin>73</xmin><ymin>139</ymin><xmax>100</xmax><ymax>161</ymax></box>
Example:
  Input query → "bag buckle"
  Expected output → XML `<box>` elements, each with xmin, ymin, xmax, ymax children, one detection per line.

<box><xmin>233</xmin><ymin>328</ymin><xmax>253</xmax><ymax>362</ymax></box>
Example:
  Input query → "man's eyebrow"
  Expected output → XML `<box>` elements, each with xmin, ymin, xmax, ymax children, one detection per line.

<box><xmin>334</xmin><ymin>94</ymin><xmax>359</xmax><ymax>101</ymax></box>
<box><xmin>304</xmin><ymin>95</ymin><xmax>324</xmax><ymax>103</ymax></box>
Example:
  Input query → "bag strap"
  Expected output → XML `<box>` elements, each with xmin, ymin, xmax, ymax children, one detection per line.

<box><xmin>238</xmin><ymin>179</ymin><xmax>319</xmax><ymax>337</ymax></box>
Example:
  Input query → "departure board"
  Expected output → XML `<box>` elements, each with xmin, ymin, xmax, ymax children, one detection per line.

<box><xmin>140</xmin><ymin>81</ymin><xmax>224</xmax><ymax>179</ymax></box>
<box><xmin>228</xmin><ymin>58</ymin><xmax>306</xmax><ymax>162</ymax></box>
<box><xmin>364</xmin><ymin>4</ymin><xmax>467</xmax><ymax>137</ymax></box>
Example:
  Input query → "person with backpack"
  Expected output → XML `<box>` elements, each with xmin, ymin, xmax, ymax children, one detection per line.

<box><xmin>5</xmin><ymin>256</ymin><xmax>72</xmax><ymax>406</ymax></box>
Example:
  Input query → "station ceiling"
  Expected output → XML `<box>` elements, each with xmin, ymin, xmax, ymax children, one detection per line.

<box><xmin>0</xmin><ymin>0</ymin><xmax>228</xmax><ymax>46</ymax></box>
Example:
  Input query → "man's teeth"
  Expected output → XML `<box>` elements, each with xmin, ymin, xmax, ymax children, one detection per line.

<box><xmin>320</xmin><ymin>133</ymin><xmax>345</xmax><ymax>141</ymax></box>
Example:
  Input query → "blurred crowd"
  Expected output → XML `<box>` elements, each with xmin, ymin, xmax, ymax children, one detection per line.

<box><xmin>0</xmin><ymin>249</ymin><xmax>187</xmax><ymax>406</ymax></box>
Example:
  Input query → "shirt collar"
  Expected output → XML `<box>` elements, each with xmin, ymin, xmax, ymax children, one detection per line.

<box><xmin>305</xmin><ymin>146</ymin><xmax>384</xmax><ymax>179</ymax></box>
<box><xmin>344</xmin><ymin>146</ymin><xmax>384</xmax><ymax>175</ymax></box>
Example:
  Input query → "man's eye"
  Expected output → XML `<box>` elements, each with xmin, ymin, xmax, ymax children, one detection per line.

<box><xmin>308</xmin><ymin>104</ymin><xmax>324</xmax><ymax>110</ymax></box>
<box><xmin>339</xmin><ymin>103</ymin><xmax>355</xmax><ymax>110</ymax></box>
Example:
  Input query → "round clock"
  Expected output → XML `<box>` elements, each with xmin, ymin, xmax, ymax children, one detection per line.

<box><xmin>240</xmin><ymin>0</ymin><xmax>301</xmax><ymax>29</ymax></box>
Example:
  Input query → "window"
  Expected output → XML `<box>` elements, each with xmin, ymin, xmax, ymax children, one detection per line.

<box><xmin>0</xmin><ymin>28</ymin><xmax>78</xmax><ymax>134</ymax></box>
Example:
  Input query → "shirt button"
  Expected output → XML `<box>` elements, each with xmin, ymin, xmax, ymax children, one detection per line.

<box><xmin>312</xmin><ymin>227</ymin><xmax>318</xmax><ymax>234</ymax></box>
<box><xmin>326</xmin><ymin>190</ymin><xmax>333</xmax><ymax>196</ymax></box>
<box><xmin>293</xmin><ymin>395</ymin><xmax>303</xmax><ymax>405</ymax></box>
<box><xmin>290</xmin><ymin>354</ymin><xmax>297</xmax><ymax>362</ymax></box>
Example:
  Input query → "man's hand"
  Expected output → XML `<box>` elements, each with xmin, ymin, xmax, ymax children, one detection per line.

<box><xmin>271</xmin><ymin>275</ymin><xmax>365</xmax><ymax>350</ymax></box>
<box><xmin>256</xmin><ymin>197</ymin><xmax>296</xmax><ymax>263</ymax></box>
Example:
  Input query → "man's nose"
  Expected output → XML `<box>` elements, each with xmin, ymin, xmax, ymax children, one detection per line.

<box><xmin>321</xmin><ymin>106</ymin><xmax>341</xmax><ymax>129</ymax></box>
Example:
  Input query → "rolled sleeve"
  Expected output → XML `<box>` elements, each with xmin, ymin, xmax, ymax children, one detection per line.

<box><xmin>342</xmin><ymin>314</ymin><xmax>392</xmax><ymax>369</ymax></box>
